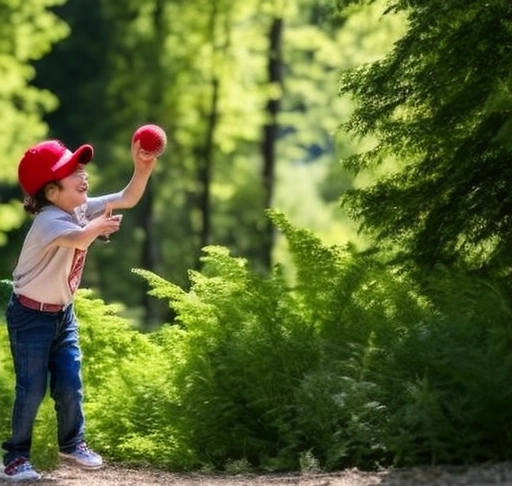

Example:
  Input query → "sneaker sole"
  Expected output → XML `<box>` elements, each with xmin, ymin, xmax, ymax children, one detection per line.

<box><xmin>58</xmin><ymin>453</ymin><xmax>104</xmax><ymax>470</ymax></box>
<box><xmin>0</xmin><ymin>471</ymin><xmax>42</xmax><ymax>482</ymax></box>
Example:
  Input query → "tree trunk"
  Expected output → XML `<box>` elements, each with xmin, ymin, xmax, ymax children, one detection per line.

<box><xmin>196</xmin><ymin>0</ymin><xmax>222</xmax><ymax>261</ymax></box>
<box><xmin>261</xmin><ymin>16</ymin><xmax>283</xmax><ymax>270</ymax></box>
<box><xmin>198</xmin><ymin>77</ymin><xmax>220</xmax><ymax>253</ymax></box>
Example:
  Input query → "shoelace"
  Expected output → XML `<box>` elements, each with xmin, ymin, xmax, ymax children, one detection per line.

<box><xmin>77</xmin><ymin>443</ymin><xmax>89</xmax><ymax>453</ymax></box>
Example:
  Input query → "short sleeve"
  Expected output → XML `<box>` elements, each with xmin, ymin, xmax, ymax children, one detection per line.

<box><xmin>33</xmin><ymin>207</ymin><xmax>82</xmax><ymax>247</ymax></box>
<box><xmin>85</xmin><ymin>193</ymin><xmax>122</xmax><ymax>219</ymax></box>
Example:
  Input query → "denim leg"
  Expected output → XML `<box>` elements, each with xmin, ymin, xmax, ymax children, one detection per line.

<box><xmin>49</xmin><ymin>306</ymin><xmax>85</xmax><ymax>453</ymax></box>
<box><xmin>2</xmin><ymin>294</ymin><xmax>56</xmax><ymax>464</ymax></box>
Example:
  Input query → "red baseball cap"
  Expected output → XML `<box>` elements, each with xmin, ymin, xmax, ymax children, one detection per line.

<box><xmin>18</xmin><ymin>140</ymin><xmax>94</xmax><ymax>196</ymax></box>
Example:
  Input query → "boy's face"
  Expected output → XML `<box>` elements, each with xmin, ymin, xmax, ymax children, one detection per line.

<box><xmin>46</xmin><ymin>164</ymin><xmax>89</xmax><ymax>213</ymax></box>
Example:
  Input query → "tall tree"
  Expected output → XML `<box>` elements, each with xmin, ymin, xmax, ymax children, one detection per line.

<box><xmin>338</xmin><ymin>0</ymin><xmax>512</xmax><ymax>273</ymax></box>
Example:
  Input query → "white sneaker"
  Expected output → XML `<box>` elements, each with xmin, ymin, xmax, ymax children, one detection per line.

<box><xmin>1</xmin><ymin>457</ymin><xmax>42</xmax><ymax>481</ymax></box>
<box><xmin>58</xmin><ymin>442</ymin><xmax>103</xmax><ymax>469</ymax></box>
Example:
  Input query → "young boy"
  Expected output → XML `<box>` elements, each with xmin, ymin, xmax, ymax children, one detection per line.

<box><xmin>1</xmin><ymin>137</ymin><xmax>157</xmax><ymax>481</ymax></box>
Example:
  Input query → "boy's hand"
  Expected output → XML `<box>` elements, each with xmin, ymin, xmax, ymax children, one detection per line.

<box><xmin>95</xmin><ymin>204</ymin><xmax>123</xmax><ymax>241</ymax></box>
<box><xmin>55</xmin><ymin>205</ymin><xmax>123</xmax><ymax>250</ymax></box>
<box><xmin>131</xmin><ymin>140</ymin><xmax>158</xmax><ymax>173</ymax></box>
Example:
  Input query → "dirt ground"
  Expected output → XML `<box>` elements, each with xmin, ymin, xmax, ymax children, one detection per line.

<box><xmin>3</xmin><ymin>461</ymin><xmax>512</xmax><ymax>486</ymax></box>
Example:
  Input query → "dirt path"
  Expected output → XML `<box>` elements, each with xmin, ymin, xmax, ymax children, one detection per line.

<box><xmin>2</xmin><ymin>462</ymin><xmax>512</xmax><ymax>486</ymax></box>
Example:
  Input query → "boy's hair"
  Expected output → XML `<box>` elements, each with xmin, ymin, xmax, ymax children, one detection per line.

<box><xmin>23</xmin><ymin>181</ymin><xmax>61</xmax><ymax>215</ymax></box>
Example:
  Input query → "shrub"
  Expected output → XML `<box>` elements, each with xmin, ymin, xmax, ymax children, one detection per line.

<box><xmin>3</xmin><ymin>213</ymin><xmax>512</xmax><ymax>472</ymax></box>
<box><xmin>134</xmin><ymin>211</ymin><xmax>433</xmax><ymax>470</ymax></box>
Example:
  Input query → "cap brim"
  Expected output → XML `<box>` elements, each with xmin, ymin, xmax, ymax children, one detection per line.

<box><xmin>51</xmin><ymin>144</ymin><xmax>94</xmax><ymax>178</ymax></box>
<box><xmin>73</xmin><ymin>144</ymin><xmax>94</xmax><ymax>164</ymax></box>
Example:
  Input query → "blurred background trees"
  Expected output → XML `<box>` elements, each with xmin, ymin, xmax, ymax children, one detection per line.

<box><xmin>0</xmin><ymin>0</ymin><xmax>401</xmax><ymax>326</ymax></box>
<box><xmin>0</xmin><ymin>0</ymin><xmax>68</xmax><ymax>263</ymax></box>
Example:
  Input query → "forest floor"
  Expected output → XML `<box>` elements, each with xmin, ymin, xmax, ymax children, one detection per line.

<box><xmin>2</xmin><ymin>461</ymin><xmax>512</xmax><ymax>486</ymax></box>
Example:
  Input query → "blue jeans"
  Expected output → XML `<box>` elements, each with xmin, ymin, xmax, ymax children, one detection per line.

<box><xmin>2</xmin><ymin>293</ymin><xmax>85</xmax><ymax>465</ymax></box>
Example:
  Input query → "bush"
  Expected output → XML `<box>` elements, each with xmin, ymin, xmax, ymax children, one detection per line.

<box><xmin>134</xmin><ymin>211</ymin><xmax>434</xmax><ymax>471</ymax></box>
<box><xmin>3</xmin><ymin>212</ymin><xmax>512</xmax><ymax>472</ymax></box>
<box><xmin>74</xmin><ymin>290</ymin><xmax>197</xmax><ymax>470</ymax></box>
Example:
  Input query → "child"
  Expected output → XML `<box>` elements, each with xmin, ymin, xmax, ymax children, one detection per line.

<box><xmin>1</xmin><ymin>137</ymin><xmax>157</xmax><ymax>481</ymax></box>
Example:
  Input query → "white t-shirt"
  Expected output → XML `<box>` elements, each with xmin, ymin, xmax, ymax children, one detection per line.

<box><xmin>13</xmin><ymin>194</ymin><xmax>120</xmax><ymax>306</ymax></box>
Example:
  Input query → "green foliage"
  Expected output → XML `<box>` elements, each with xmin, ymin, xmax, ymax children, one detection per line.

<box><xmin>389</xmin><ymin>269</ymin><xmax>512</xmax><ymax>465</ymax></box>
<box><xmin>268</xmin><ymin>210</ymin><xmax>425</xmax><ymax>468</ymax></box>
<box><xmin>0</xmin><ymin>0</ymin><xmax>67</xmax><ymax>158</ymax></box>
<box><xmin>3</xmin><ymin>215</ymin><xmax>512</xmax><ymax>471</ymax></box>
<box><xmin>73</xmin><ymin>290</ymin><xmax>196</xmax><ymax>469</ymax></box>
<box><xmin>338</xmin><ymin>0</ymin><xmax>512</xmax><ymax>272</ymax></box>
<box><xmin>0</xmin><ymin>0</ymin><xmax>70</xmax><ymax>283</ymax></box>
<box><xmin>133</xmin><ymin>212</ymin><xmax>512</xmax><ymax>470</ymax></box>
<box><xmin>0</xmin><ymin>289</ymin><xmax>193</xmax><ymax>471</ymax></box>
<box><xmin>130</xmin><ymin>212</ymin><xmax>426</xmax><ymax>470</ymax></box>
<box><xmin>0</xmin><ymin>0</ymin><xmax>67</xmax><ymax>173</ymax></box>
<box><xmin>135</xmin><ymin>244</ymin><xmax>320</xmax><ymax>470</ymax></box>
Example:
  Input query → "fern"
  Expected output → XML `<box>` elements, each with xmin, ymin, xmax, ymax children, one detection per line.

<box><xmin>4</xmin><ymin>214</ymin><xmax>510</xmax><ymax>472</ymax></box>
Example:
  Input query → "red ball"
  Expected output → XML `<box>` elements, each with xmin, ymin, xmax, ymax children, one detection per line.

<box><xmin>132</xmin><ymin>124</ymin><xmax>167</xmax><ymax>157</ymax></box>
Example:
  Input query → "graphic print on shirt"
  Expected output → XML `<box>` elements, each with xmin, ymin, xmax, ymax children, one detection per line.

<box><xmin>69</xmin><ymin>248</ymin><xmax>87</xmax><ymax>294</ymax></box>
<box><xmin>74</xmin><ymin>205</ymin><xmax>88</xmax><ymax>227</ymax></box>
